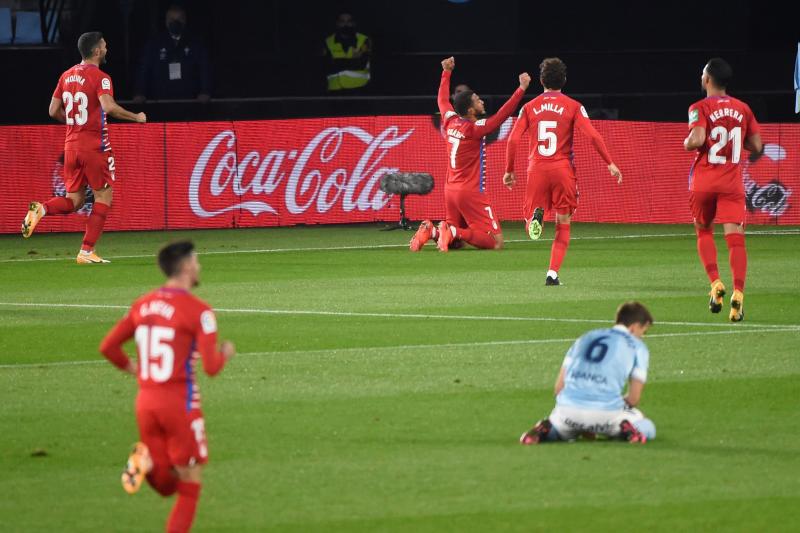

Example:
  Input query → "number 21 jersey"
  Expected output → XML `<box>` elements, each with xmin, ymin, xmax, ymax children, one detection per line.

<box><xmin>687</xmin><ymin>96</ymin><xmax>760</xmax><ymax>194</ymax></box>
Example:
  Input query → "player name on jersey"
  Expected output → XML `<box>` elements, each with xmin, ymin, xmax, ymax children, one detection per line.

<box><xmin>446</xmin><ymin>128</ymin><xmax>465</xmax><ymax>139</ymax></box>
<box><xmin>139</xmin><ymin>300</ymin><xmax>176</xmax><ymax>320</ymax></box>
<box><xmin>709</xmin><ymin>108</ymin><xmax>744</xmax><ymax>123</ymax></box>
<box><xmin>531</xmin><ymin>102</ymin><xmax>565</xmax><ymax>115</ymax></box>
<box><xmin>64</xmin><ymin>74</ymin><xmax>86</xmax><ymax>85</ymax></box>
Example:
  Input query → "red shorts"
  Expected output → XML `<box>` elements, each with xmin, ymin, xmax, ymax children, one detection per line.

<box><xmin>136</xmin><ymin>395</ymin><xmax>209</xmax><ymax>467</ymax></box>
<box><xmin>689</xmin><ymin>190</ymin><xmax>746</xmax><ymax>226</ymax></box>
<box><xmin>444</xmin><ymin>188</ymin><xmax>501</xmax><ymax>235</ymax></box>
<box><xmin>524</xmin><ymin>164</ymin><xmax>578</xmax><ymax>218</ymax></box>
<box><xmin>63</xmin><ymin>148</ymin><xmax>115</xmax><ymax>193</ymax></box>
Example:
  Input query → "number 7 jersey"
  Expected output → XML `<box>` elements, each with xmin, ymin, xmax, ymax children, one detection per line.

<box><xmin>687</xmin><ymin>96</ymin><xmax>760</xmax><ymax>194</ymax></box>
<box><xmin>52</xmin><ymin>62</ymin><xmax>114</xmax><ymax>152</ymax></box>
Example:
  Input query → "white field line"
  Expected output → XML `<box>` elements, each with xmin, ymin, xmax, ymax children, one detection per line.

<box><xmin>2</xmin><ymin>229</ymin><xmax>799</xmax><ymax>264</ymax></box>
<box><xmin>1</xmin><ymin>326</ymin><xmax>798</xmax><ymax>370</ymax></box>
<box><xmin>0</xmin><ymin>301</ymin><xmax>798</xmax><ymax>330</ymax></box>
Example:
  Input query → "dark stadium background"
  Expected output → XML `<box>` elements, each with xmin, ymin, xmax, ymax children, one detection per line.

<box><xmin>1</xmin><ymin>0</ymin><xmax>797</xmax><ymax>124</ymax></box>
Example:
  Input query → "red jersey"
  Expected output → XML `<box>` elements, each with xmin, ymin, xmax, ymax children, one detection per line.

<box><xmin>51</xmin><ymin>63</ymin><xmax>114</xmax><ymax>152</ymax></box>
<box><xmin>437</xmin><ymin>70</ymin><xmax>524</xmax><ymax>191</ymax></box>
<box><xmin>100</xmin><ymin>287</ymin><xmax>226</xmax><ymax>410</ymax></box>
<box><xmin>687</xmin><ymin>96</ymin><xmax>760</xmax><ymax>193</ymax></box>
<box><xmin>505</xmin><ymin>92</ymin><xmax>612</xmax><ymax>173</ymax></box>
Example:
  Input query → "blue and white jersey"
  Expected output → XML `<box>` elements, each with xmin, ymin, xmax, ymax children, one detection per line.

<box><xmin>556</xmin><ymin>325</ymin><xmax>650</xmax><ymax>411</ymax></box>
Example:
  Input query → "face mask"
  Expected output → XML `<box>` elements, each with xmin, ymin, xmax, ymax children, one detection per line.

<box><xmin>167</xmin><ymin>20</ymin><xmax>184</xmax><ymax>36</ymax></box>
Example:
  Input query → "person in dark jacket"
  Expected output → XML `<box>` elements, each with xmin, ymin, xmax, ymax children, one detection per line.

<box><xmin>133</xmin><ymin>5</ymin><xmax>211</xmax><ymax>103</ymax></box>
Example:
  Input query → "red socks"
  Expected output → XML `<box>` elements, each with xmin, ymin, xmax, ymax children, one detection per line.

<box><xmin>548</xmin><ymin>224</ymin><xmax>571</xmax><ymax>272</ymax></box>
<box><xmin>167</xmin><ymin>481</ymin><xmax>201</xmax><ymax>533</ymax></box>
<box><xmin>43</xmin><ymin>196</ymin><xmax>74</xmax><ymax>215</ymax></box>
<box><xmin>81</xmin><ymin>202</ymin><xmax>110</xmax><ymax>252</ymax></box>
<box><xmin>146</xmin><ymin>463</ymin><xmax>178</xmax><ymax>497</ymax></box>
<box><xmin>725</xmin><ymin>233</ymin><xmax>747</xmax><ymax>291</ymax></box>
<box><xmin>454</xmin><ymin>227</ymin><xmax>497</xmax><ymax>249</ymax></box>
<box><xmin>695</xmin><ymin>227</ymin><xmax>720</xmax><ymax>283</ymax></box>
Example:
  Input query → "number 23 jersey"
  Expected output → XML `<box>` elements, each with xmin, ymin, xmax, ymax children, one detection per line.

<box><xmin>687</xmin><ymin>96</ymin><xmax>760</xmax><ymax>194</ymax></box>
<box><xmin>52</xmin><ymin>63</ymin><xmax>114</xmax><ymax>152</ymax></box>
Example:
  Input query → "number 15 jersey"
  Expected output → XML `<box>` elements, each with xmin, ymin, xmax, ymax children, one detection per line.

<box><xmin>556</xmin><ymin>325</ymin><xmax>650</xmax><ymax>411</ymax></box>
<box><xmin>52</xmin><ymin>62</ymin><xmax>114</xmax><ymax>152</ymax></box>
<box><xmin>687</xmin><ymin>96</ymin><xmax>760</xmax><ymax>194</ymax></box>
<box><xmin>100</xmin><ymin>287</ymin><xmax>226</xmax><ymax>410</ymax></box>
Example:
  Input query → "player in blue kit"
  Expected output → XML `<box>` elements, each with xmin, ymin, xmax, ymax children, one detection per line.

<box><xmin>520</xmin><ymin>301</ymin><xmax>656</xmax><ymax>444</ymax></box>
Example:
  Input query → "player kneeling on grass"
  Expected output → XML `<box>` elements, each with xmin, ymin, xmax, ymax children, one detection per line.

<box><xmin>409</xmin><ymin>56</ymin><xmax>530</xmax><ymax>252</ymax></box>
<box><xmin>520</xmin><ymin>301</ymin><xmax>656</xmax><ymax>445</ymax></box>
<box><xmin>99</xmin><ymin>241</ymin><xmax>235</xmax><ymax>533</ymax></box>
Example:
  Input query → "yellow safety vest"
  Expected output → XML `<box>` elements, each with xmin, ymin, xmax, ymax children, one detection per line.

<box><xmin>325</xmin><ymin>32</ymin><xmax>370</xmax><ymax>91</ymax></box>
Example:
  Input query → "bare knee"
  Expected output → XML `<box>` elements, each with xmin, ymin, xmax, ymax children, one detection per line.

<box><xmin>174</xmin><ymin>464</ymin><xmax>202</xmax><ymax>483</ymax></box>
<box><xmin>92</xmin><ymin>186</ymin><xmax>113</xmax><ymax>206</ymax></box>
<box><xmin>493</xmin><ymin>233</ymin><xmax>504</xmax><ymax>250</ymax></box>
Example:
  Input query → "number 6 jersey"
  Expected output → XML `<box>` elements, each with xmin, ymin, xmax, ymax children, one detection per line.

<box><xmin>100</xmin><ymin>287</ymin><xmax>227</xmax><ymax>410</ymax></box>
<box><xmin>687</xmin><ymin>96</ymin><xmax>760</xmax><ymax>194</ymax></box>
<box><xmin>52</xmin><ymin>62</ymin><xmax>114</xmax><ymax>153</ymax></box>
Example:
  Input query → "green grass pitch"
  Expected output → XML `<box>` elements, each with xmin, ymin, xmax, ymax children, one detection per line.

<box><xmin>1</xmin><ymin>222</ymin><xmax>799</xmax><ymax>532</ymax></box>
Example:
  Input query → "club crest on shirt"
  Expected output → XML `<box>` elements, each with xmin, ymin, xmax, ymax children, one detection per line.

<box><xmin>200</xmin><ymin>310</ymin><xmax>217</xmax><ymax>334</ymax></box>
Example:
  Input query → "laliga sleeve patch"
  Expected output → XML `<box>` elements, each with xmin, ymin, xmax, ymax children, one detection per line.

<box><xmin>580</xmin><ymin>106</ymin><xmax>589</xmax><ymax>118</ymax></box>
<box><xmin>101</xmin><ymin>78</ymin><xmax>111</xmax><ymax>90</ymax></box>
<box><xmin>475</xmin><ymin>119</ymin><xmax>487</xmax><ymax>126</ymax></box>
<box><xmin>444</xmin><ymin>110</ymin><xmax>457</xmax><ymax>120</ymax></box>
<box><xmin>689</xmin><ymin>109</ymin><xmax>699</xmax><ymax>125</ymax></box>
<box><xmin>200</xmin><ymin>310</ymin><xmax>217</xmax><ymax>334</ymax></box>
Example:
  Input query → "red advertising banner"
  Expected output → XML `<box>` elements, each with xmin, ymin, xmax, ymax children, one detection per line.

<box><xmin>1</xmin><ymin>116</ymin><xmax>797</xmax><ymax>234</ymax></box>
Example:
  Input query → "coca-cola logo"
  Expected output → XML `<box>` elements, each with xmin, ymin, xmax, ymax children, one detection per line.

<box><xmin>743</xmin><ymin>143</ymin><xmax>792</xmax><ymax>218</ymax></box>
<box><xmin>189</xmin><ymin>125</ymin><xmax>414</xmax><ymax>218</ymax></box>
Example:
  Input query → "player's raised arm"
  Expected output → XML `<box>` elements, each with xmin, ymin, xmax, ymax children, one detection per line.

<box><xmin>503</xmin><ymin>109</ymin><xmax>529</xmax><ymax>189</ymax></box>
<box><xmin>472</xmin><ymin>72</ymin><xmax>529</xmax><ymax>137</ymax></box>
<box><xmin>437</xmin><ymin>56</ymin><xmax>456</xmax><ymax>117</ymax></box>
<box><xmin>98</xmin><ymin>94</ymin><xmax>147</xmax><ymax>124</ymax></box>
<box><xmin>574</xmin><ymin>105</ymin><xmax>622</xmax><ymax>183</ymax></box>
<box><xmin>99</xmin><ymin>313</ymin><xmax>138</xmax><ymax>375</ymax></box>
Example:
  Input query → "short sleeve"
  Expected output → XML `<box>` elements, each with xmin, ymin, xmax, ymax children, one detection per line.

<box><xmin>562</xmin><ymin>338</ymin><xmax>580</xmax><ymax>368</ymax></box>
<box><xmin>97</xmin><ymin>74</ymin><xmax>113</xmax><ymax>98</ymax></box>
<box><xmin>746</xmin><ymin>105</ymin><xmax>761</xmax><ymax>137</ymax></box>
<box><xmin>688</xmin><ymin>104</ymin><xmax>705</xmax><ymax>130</ymax></box>
<box><xmin>630</xmin><ymin>343</ymin><xmax>650</xmax><ymax>383</ymax></box>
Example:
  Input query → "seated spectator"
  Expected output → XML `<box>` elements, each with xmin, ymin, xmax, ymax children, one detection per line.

<box><xmin>323</xmin><ymin>12</ymin><xmax>371</xmax><ymax>93</ymax></box>
<box><xmin>134</xmin><ymin>5</ymin><xmax>210</xmax><ymax>103</ymax></box>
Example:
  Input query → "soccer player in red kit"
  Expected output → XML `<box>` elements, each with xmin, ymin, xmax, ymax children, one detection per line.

<box><xmin>409</xmin><ymin>56</ymin><xmax>530</xmax><ymax>252</ymax></box>
<box><xmin>684</xmin><ymin>58</ymin><xmax>763</xmax><ymax>321</ymax></box>
<box><xmin>21</xmin><ymin>31</ymin><xmax>146</xmax><ymax>264</ymax></box>
<box><xmin>100</xmin><ymin>241</ymin><xmax>235</xmax><ymax>533</ymax></box>
<box><xmin>504</xmin><ymin>58</ymin><xmax>622</xmax><ymax>285</ymax></box>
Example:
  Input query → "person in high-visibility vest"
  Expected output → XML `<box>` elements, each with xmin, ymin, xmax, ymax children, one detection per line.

<box><xmin>323</xmin><ymin>12</ymin><xmax>371</xmax><ymax>92</ymax></box>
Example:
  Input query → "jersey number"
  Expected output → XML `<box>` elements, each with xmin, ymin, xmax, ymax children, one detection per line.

<box><xmin>62</xmin><ymin>91</ymin><xmax>88</xmax><ymax>126</ymax></box>
<box><xmin>134</xmin><ymin>325</ymin><xmax>175</xmax><ymax>382</ymax></box>
<box><xmin>583</xmin><ymin>336</ymin><xmax>609</xmax><ymax>363</ymax></box>
<box><xmin>537</xmin><ymin>121</ymin><xmax>558</xmax><ymax>157</ymax></box>
<box><xmin>708</xmin><ymin>126</ymin><xmax>742</xmax><ymax>164</ymax></box>
<box><xmin>448</xmin><ymin>136</ymin><xmax>460</xmax><ymax>169</ymax></box>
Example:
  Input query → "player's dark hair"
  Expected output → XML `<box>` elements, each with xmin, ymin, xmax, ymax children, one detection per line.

<box><xmin>705</xmin><ymin>57</ymin><xmax>732</xmax><ymax>89</ymax></box>
<box><xmin>615</xmin><ymin>301</ymin><xmax>654</xmax><ymax>327</ymax></box>
<box><xmin>539</xmin><ymin>57</ymin><xmax>567</xmax><ymax>90</ymax></box>
<box><xmin>77</xmin><ymin>32</ymin><xmax>104</xmax><ymax>60</ymax></box>
<box><xmin>158</xmin><ymin>241</ymin><xmax>195</xmax><ymax>278</ymax></box>
<box><xmin>454</xmin><ymin>90</ymin><xmax>475</xmax><ymax>116</ymax></box>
